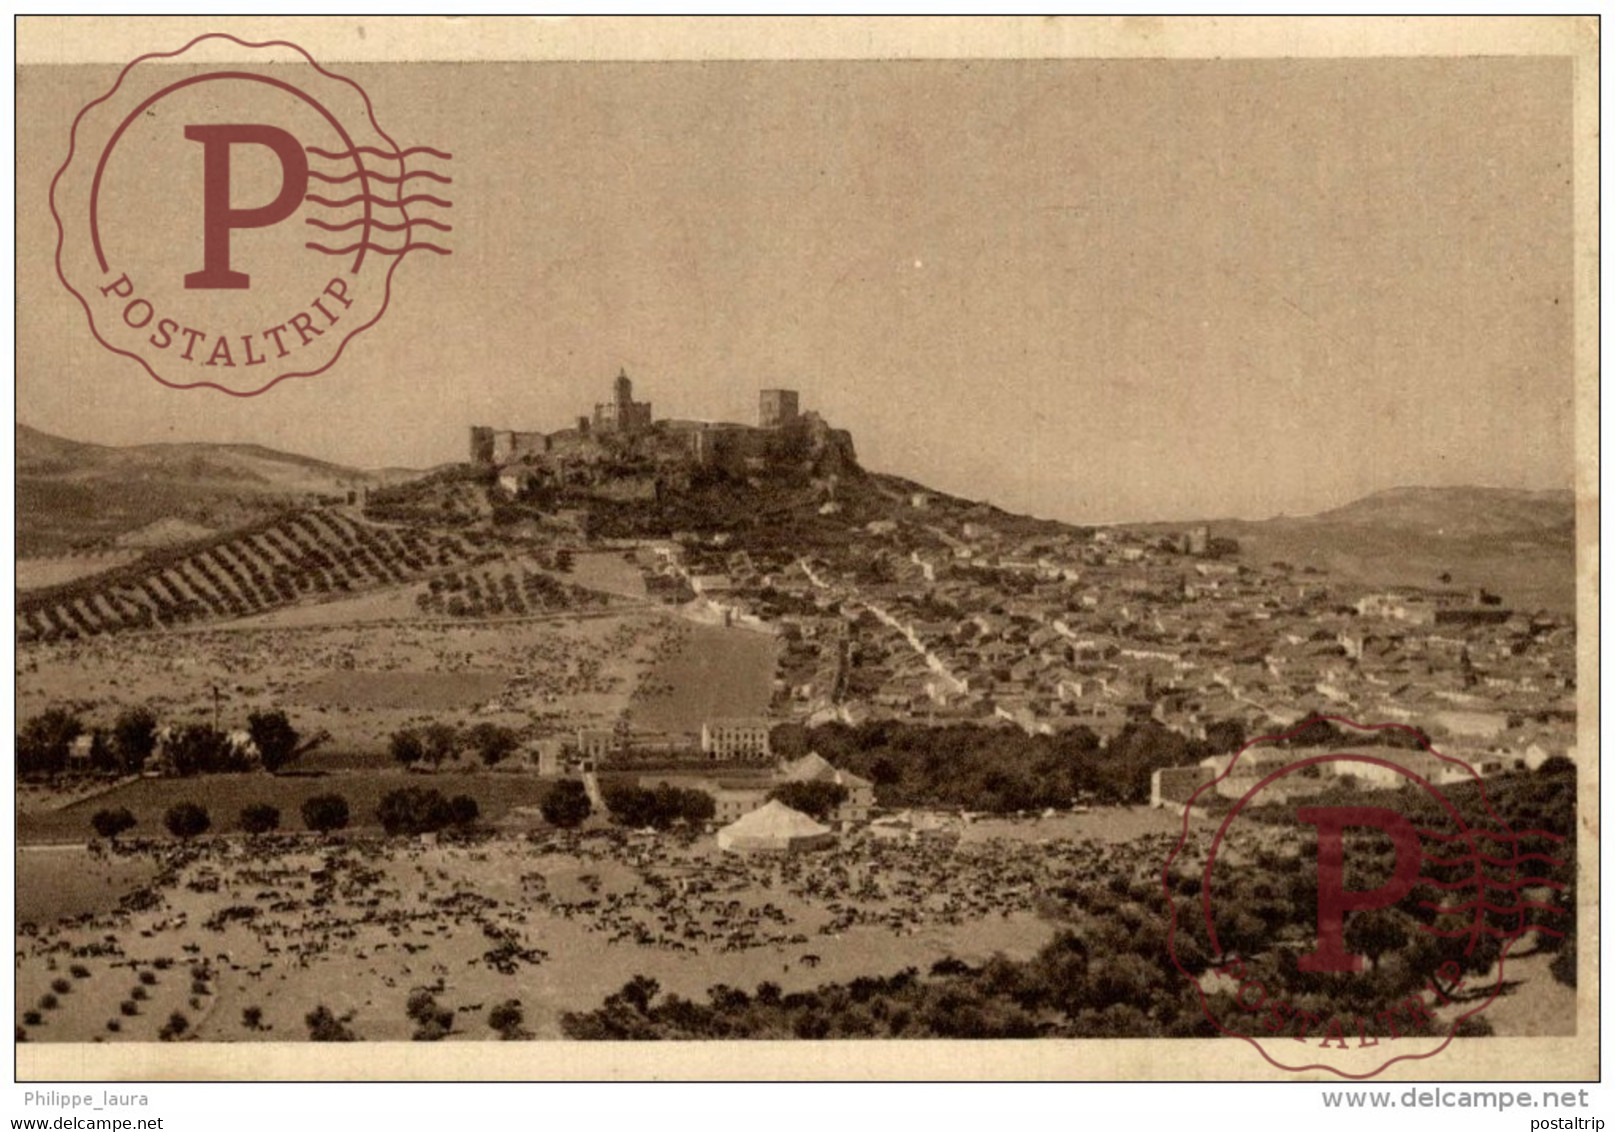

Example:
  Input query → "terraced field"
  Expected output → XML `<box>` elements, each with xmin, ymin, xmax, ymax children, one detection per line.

<box><xmin>15</xmin><ymin>511</ymin><xmax>498</xmax><ymax>643</ymax></box>
<box><xmin>415</xmin><ymin>559</ymin><xmax>613</xmax><ymax>619</ymax></box>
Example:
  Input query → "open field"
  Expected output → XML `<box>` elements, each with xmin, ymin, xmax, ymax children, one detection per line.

<box><xmin>10</xmin><ymin>827</ymin><xmax>1071</xmax><ymax>1042</ymax></box>
<box><xmin>14</xmin><ymin>810</ymin><xmax>1572</xmax><ymax>1044</ymax></box>
<box><xmin>629</xmin><ymin>621</ymin><xmax>779</xmax><ymax>732</ymax></box>
<box><xmin>17</xmin><ymin>847</ymin><xmax>161</xmax><ymax>925</ymax></box>
<box><xmin>15</xmin><ymin>610</ymin><xmax>698</xmax><ymax>748</ymax></box>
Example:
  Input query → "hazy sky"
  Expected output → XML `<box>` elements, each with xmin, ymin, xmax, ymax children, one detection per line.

<box><xmin>18</xmin><ymin>58</ymin><xmax>1574</xmax><ymax>523</ymax></box>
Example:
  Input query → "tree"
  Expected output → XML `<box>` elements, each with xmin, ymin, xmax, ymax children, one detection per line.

<box><xmin>112</xmin><ymin>706</ymin><xmax>159</xmax><ymax>774</ymax></box>
<box><xmin>165</xmin><ymin>724</ymin><xmax>231</xmax><ymax>777</ymax></box>
<box><xmin>614</xmin><ymin>974</ymin><xmax>660</xmax><ymax>1014</ymax></box>
<box><xmin>678</xmin><ymin>789</ymin><xmax>716</xmax><ymax>825</ymax></box>
<box><xmin>466</xmin><ymin>723</ymin><xmax>519</xmax><ymax>767</ymax></box>
<box><xmin>377</xmin><ymin>786</ymin><xmax>455</xmax><ymax>836</ymax></box>
<box><xmin>488</xmin><ymin>999</ymin><xmax>526</xmax><ymax>1040</ymax></box>
<box><xmin>405</xmin><ymin>987</ymin><xmax>454</xmax><ymax>1041</ymax></box>
<box><xmin>164</xmin><ymin>802</ymin><xmax>210</xmax><ymax>840</ymax></box>
<box><xmin>769</xmin><ymin>723</ymin><xmax>810</xmax><ymax>758</ymax></box>
<box><xmin>1344</xmin><ymin>909</ymin><xmax>1411</xmax><ymax>973</ymax></box>
<box><xmin>91</xmin><ymin>808</ymin><xmax>137</xmax><ymax>841</ymax></box>
<box><xmin>767</xmin><ymin>780</ymin><xmax>848</xmax><ymax>821</ymax></box>
<box><xmin>240</xmin><ymin>803</ymin><xmax>281</xmax><ymax>835</ymax></box>
<box><xmin>422</xmin><ymin>723</ymin><xmax>459</xmax><ymax>768</ymax></box>
<box><xmin>248</xmin><ymin>709</ymin><xmax>325</xmax><ymax>774</ymax></box>
<box><xmin>540</xmin><ymin>779</ymin><xmax>592</xmax><ymax>829</ymax></box>
<box><xmin>87</xmin><ymin>730</ymin><xmax>117</xmax><ymax>773</ymax></box>
<box><xmin>304</xmin><ymin>1005</ymin><xmax>356</xmax><ymax>1041</ymax></box>
<box><xmin>17</xmin><ymin>707</ymin><xmax>83</xmax><ymax>776</ymax></box>
<box><xmin>389</xmin><ymin>729</ymin><xmax>425</xmax><ymax>769</ymax></box>
<box><xmin>448</xmin><ymin>794</ymin><xmax>480</xmax><ymax>828</ymax></box>
<box><xmin>300</xmin><ymin>794</ymin><xmax>350</xmax><ymax>835</ymax></box>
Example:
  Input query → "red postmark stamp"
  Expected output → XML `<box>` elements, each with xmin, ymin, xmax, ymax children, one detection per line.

<box><xmin>1163</xmin><ymin>717</ymin><xmax>1569</xmax><ymax>1078</ymax></box>
<box><xmin>50</xmin><ymin>33</ymin><xmax>452</xmax><ymax>396</ymax></box>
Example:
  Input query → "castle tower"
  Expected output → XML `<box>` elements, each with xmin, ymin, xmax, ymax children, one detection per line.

<box><xmin>760</xmin><ymin>388</ymin><xmax>800</xmax><ymax>429</ymax></box>
<box><xmin>595</xmin><ymin>368</ymin><xmax>653</xmax><ymax>434</ymax></box>
<box><xmin>469</xmin><ymin>426</ymin><xmax>495</xmax><ymax>465</ymax></box>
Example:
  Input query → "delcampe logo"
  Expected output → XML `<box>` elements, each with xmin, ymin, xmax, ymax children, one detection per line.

<box><xmin>51</xmin><ymin>33</ymin><xmax>453</xmax><ymax>396</ymax></box>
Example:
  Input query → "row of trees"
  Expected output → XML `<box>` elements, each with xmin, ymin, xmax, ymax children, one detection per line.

<box><xmin>598</xmin><ymin>782</ymin><xmax>714</xmax><ymax>830</ymax></box>
<box><xmin>91</xmin><ymin>789</ymin><xmax>476</xmax><ymax>841</ymax></box>
<box><xmin>765</xmin><ymin>713</ymin><xmax>1421</xmax><ymax>813</ymax></box>
<box><xmin>389</xmin><ymin>723</ymin><xmax>520</xmax><ymax>769</ymax></box>
<box><xmin>17</xmin><ymin>705</ymin><xmax>321</xmax><ymax>778</ymax></box>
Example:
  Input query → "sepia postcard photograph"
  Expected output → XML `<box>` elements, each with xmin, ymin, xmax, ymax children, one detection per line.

<box><xmin>8</xmin><ymin>15</ymin><xmax>1600</xmax><ymax>1089</ymax></box>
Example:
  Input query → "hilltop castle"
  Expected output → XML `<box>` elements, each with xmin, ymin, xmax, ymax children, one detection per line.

<box><xmin>469</xmin><ymin>371</ymin><xmax>854</xmax><ymax>495</ymax></box>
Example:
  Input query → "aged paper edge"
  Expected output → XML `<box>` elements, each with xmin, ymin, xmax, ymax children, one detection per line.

<box><xmin>12</xmin><ymin>14</ymin><xmax>1600</xmax><ymax>1083</ymax></box>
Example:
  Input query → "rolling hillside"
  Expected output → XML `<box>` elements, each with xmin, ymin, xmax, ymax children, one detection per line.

<box><xmin>15</xmin><ymin>510</ymin><xmax>493</xmax><ymax>642</ymax></box>
<box><xmin>1173</xmin><ymin>486</ymin><xmax>1577</xmax><ymax>614</ymax></box>
<box><xmin>16</xmin><ymin>424</ymin><xmax>423</xmax><ymax>555</ymax></box>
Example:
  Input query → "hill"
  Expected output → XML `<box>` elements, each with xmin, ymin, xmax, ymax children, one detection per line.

<box><xmin>1164</xmin><ymin>486</ymin><xmax>1576</xmax><ymax>614</ymax></box>
<box><xmin>1308</xmin><ymin>485</ymin><xmax>1575</xmax><ymax>540</ymax></box>
<box><xmin>16</xmin><ymin>424</ymin><xmax>421</xmax><ymax>556</ymax></box>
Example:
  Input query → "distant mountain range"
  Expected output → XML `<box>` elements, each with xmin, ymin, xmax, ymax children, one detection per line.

<box><xmin>1170</xmin><ymin>486</ymin><xmax>1576</xmax><ymax>613</ymax></box>
<box><xmin>14</xmin><ymin>424</ymin><xmax>1578</xmax><ymax>611</ymax></box>
<box><xmin>1282</xmin><ymin>485</ymin><xmax>1574</xmax><ymax>540</ymax></box>
<box><xmin>16</xmin><ymin>424</ymin><xmax>420</xmax><ymax>556</ymax></box>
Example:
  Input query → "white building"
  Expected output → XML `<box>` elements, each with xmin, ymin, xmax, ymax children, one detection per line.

<box><xmin>700</xmin><ymin>717</ymin><xmax>772</xmax><ymax>760</ymax></box>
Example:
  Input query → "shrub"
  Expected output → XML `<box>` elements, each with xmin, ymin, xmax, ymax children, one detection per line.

<box><xmin>247</xmin><ymin>709</ymin><xmax>307</xmax><ymax>774</ymax></box>
<box><xmin>240</xmin><ymin>803</ymin><xmax>281</xmax><ymax>835</ymax></box>
<box><xmin>405</xmin><ymin>988</ymin><xmax>439</xmax><ymax>1024</ymax></box>
<box><xmin>119</xmin><ymin>1001</ymin><xmax>138</xmax><ymax>1017</ymax></box>
<box><xmin>466</xmin><ymin>723</ymin><xmax>519</xmax><ymax>767</ymax></box>
<box><xmin>22</xmin><ymin>1011</ymin><xmax>42</xmax><ymax>1026</ymax></box>
<box><xmin>377</xmin><ymin>787</ymin><xmax>455</xmax><ymax>836</ymax></box>
<box><xmin>138</xmin><ymin>970</ymin><xmax>158</xmax><ymax>986</ymax></box>
<box><xmin>91</xmin><ymin>808</ymin><xmax>137</xmax><ymax>840</ymax></box>
<box><xmin>300</xmin><ymin>794</ymin><xmax>350</xmax><ymax>834</ymax></box>
<box><xmin>158</xmin><ymin>1012</ymin><xmax>189</xmax><ymax>1041</ymax></box>
<box><xmin>304</xmin><ymin>1005</ymin><xmax>357</xmax><ymax>1042</ymax></box>
<box><xmin>389</xmin><ymin>730</ymin><xmax>425</xmax><ymax>768</ymax></box>
<box><xmin>242</xmin><ymin>1006</ymin><xmax>264</xmax><ymax>1030</ymax></box>
<box><xmin>448</xmin><ymin>795</ymin><xmax>480</xmax><ymax>828</ymax></box>
<box><xmin>541</xmin><ymin>779</ymin><xmax>592</xmax><ymax>829</ymax></box>
<box><xmin>422</xmin><ymin>723</ymin><xmax>459</xmax><ymax>767</ymax></box>
<box><xmin>69</xmin><ymin>965</ymin><xmax>91</xmax><ymax>980</ymax></box>
<box><xmin>50</xmin><ymin>978</ymin><xmax>71</xmax><ymax>995</ymax></box>
<box><xmin>163</xmin><ymin>802</ymin><xmax>210</xmax><ymax>840</ymax></box>
<box><xmin>489</xmin><ymin>999</ymin><xmax>526</xmax><ymax>1040</ymax></box>
<box><xmin>164</xmin><ymin>724</ymin><xmax>235</xmax><ymax>776</ymax></box>
<box><xmin>112</xmin><ymin>706</ymin><xmax>159</xmax><ymax>773</ymax></box>
<box><xmin>17</xmin><ymin>707</ymin><xmax>84</xmax><ymax>777</ymax></box>
<box><xmin>767</xmin><ymin>781</ymin><xmax>847</xmax><ymax>821</ymax></box>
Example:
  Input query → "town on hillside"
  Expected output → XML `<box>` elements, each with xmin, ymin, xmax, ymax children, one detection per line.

<box><xmin>12</xmin><ymin>371</ymin><xmax>1578</xmax><ymax>1046</ymax></box>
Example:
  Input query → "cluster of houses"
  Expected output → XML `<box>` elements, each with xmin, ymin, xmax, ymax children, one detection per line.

<box><xmin>649</xmin><ymin>505</ymin><xmax>1575</xmax><ymax>782</ymax></box>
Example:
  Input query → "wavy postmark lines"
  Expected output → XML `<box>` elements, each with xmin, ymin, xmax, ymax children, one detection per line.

<box><xmin>1162</xmin><ymin>717</ymin><xmax>1568</xmax><ymax>1078</ymax></box>
<box><xmin>51</xmin><ymin>34</ymin><xmax>453</xmax><ymax>396</ymax></box>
